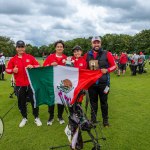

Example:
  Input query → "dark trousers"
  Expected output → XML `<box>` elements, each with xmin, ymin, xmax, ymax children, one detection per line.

<box><xmin>138</xmin><ymin>64</ymin><xmax>143</xmax><ymax>74</ymax></box>
<box><xmin>48</xmin><ymin>104</ymin><xmax>64</xmax><ymax>119</ymax></box>
<box><xmin>88</xmin><ymin>84</ymin><xmax>108</xmax><ymax>122</ymax></box>
<box><xmin>16</xmin><ymin>85</ymin><xmax>39</xmax><ymax>118</ymax></box>
<box><xmin>132</xmin><ymin>65</ymin><xmax>137</xmax><ymax>75</ymax></box>
<box><xmin>0</xmin><ymin>65</ymin><xmax>5</xmax><ymax>80</ymax></box>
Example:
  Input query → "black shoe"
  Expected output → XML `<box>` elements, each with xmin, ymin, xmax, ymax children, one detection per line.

<box><xmin>91</xmin><ymin>120</ymin><xmax>100</xmax><ymax>124</ymax></box>
<box><xmin>1</xmin><ymin>79</ymin><xmax>6</xmax><ymax>81</ymax></box>
<box><xmin>103</xmin><ymin>119</ymin><xmax>109</xmax><ymax>127</ymax></box>
<box><xmin>92</xmin><ymin>145</ymin><xmax>101</xmax><ymax>150</ymax></box>
<box><xmin>91</xmin><ymin>119</ymin><xmax>97</xmax><ymax>124</ymax></box>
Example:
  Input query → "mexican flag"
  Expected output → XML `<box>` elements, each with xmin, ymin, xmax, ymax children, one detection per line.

<box><xmin>26</xmin><ymin>65</ymin><xmax>103</xmax><ymax>107</ymax></box>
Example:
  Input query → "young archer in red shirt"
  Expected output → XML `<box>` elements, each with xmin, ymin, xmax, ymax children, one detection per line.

<box><xmin>43</xmin><ymin>40</ymin><xmax>67</xmax><ymax>126</ymax></box>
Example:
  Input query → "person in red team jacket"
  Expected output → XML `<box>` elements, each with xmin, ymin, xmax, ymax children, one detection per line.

<box><xmin>43</xmin><ymin>40</ymin><xmax>67</xmax><ymax>126</ymax></box>
<box><xmin>71</xmin><ymin>45</ymin><xmax>87</xmax><ymax>102</ymax></box>
<box><xmin>118</xmin><ymin>52</ymin><xmax>128</xmax><ymax>76</ymax></box>
<box><xmin>71</xmin><ymin>45</ymin><xmax>87</xmax><ymax>69</ymax></box>
<box><xmin>84</xmin><ymin>36</ymin><xmax>116</xmax><ymax>127</ymax></box>
<box><xmin>6</xmin><ymin>40</ymin><xmax>42</xmax><ymax>127</ymax></box>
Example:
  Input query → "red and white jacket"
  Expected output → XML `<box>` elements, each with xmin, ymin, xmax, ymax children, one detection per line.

<box><xmin>71</xmin><ymin>56</ymin><xmax>87</xmax><ymax>69</ymax></box>
<box><xmin>43</xmin><ymin>53</ymin><xmax>67</xmax><ymax>66</ymax></box>
<box><xmin>6</xmin><ymin>53</ymin><xmax>39</xmax><ymax>86</ymax></box>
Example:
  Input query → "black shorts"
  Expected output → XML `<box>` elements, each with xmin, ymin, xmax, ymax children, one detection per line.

<box><xmin>119</xmin><ymin>64</ymin><xmax>126</xmax><ymax>70</ymax></box>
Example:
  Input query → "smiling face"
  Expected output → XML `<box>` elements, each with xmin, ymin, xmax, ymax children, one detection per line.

<box><xmin>73</xmin><ymin>50</ymin><xmax>82</xmax><ymax>59</ymax></box>
<box><xmin>92</xmin><ymin>40</ymin><xmax>101</xmax><ymax>51</ymax></box>
<box><xmin>16</xmin><ymin>46</ymin><xmax>25</xmax><ymax>55</ymax></box>
<box><xmin>55</xmin><ymin>43</ymin><xmax>64</xmax><ymax>55</ymax></box>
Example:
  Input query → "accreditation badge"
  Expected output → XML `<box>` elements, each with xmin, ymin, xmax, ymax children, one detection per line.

<box><xmin>89</xmin><ymin>60</ymin><xmax>99</xmax><ymax>70</ymax></box>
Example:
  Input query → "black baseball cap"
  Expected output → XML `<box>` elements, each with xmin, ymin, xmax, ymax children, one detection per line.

<box><xmin>16</xmin><ymin>40</ymin><xmax>25</xmax><ymax>47</ymax></box>
<box><xmin>72</xmin><ymin>45</ymin><xmax>82</xmax><ymax>52</ymax></box>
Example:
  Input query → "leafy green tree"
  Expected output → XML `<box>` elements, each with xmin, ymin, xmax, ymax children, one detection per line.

<box><xmin>0</xmin><ymin>29</ymin><xmax>150</xmax><ymax>57</ymax></box>
<box><xmin>0</xmin><ymin>36</ymin><xmax>15</xmax><ymax>56</ymax></box>
<box><xmin>133</xmin><ymin>29</ymin><xmax>150</xmax><ymax>54</ymax></box>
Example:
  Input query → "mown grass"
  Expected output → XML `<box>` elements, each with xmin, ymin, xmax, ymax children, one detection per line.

<box><xmin>0</xmin><ymin>62</ymin><xmax>150</xmax><ymax>150</ymax></box>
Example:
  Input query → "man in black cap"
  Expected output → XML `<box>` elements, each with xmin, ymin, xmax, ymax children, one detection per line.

<box><xmin>6</xmin><ymin>40</ymin><xmax>42</xmax><ymax>127</ymax></box>
<box><xmin>84</xmin><ymin>36</ymin><xmax>116</xmax><ymax>127</ymax></box>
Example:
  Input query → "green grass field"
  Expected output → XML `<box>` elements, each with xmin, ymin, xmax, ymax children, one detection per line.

<box><xmin>0</xmin><ymin>62</ymin><xmax>150</xmax><ymax>150</ymax></box>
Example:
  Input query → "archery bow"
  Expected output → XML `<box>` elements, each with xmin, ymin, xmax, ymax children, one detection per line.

<box><xmin>50</xmin><ymin>89</ymin><xmax>108</xmax><ymax>150</ymax></box>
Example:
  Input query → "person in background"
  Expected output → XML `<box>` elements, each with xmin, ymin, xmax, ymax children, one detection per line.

<box><xmin>130</xmin><ymin>52</ymin><xmax>139</xmax><ymax>76</ymax></box>
<box><xmin>118</xmin><ymin>51</ymin><xmax>128</xmax><ymax>76</ymax></box>
<box><xmin>138</xmin><ymin>52</ymin><xmax>145</xmax><ymax>74</ymax></box>
<box><xmin>6</xmin><ymin>40</ymin><xmax>42</xmax><ymax>127</ymax></box>
<box><xmin>113</xmin><ymin>53</ymin><xmax>119</xmax><ymax>74</ymax></box>
<box><xmin>43</xmin><ymin>40</ymin><xmax>67</xmax><ymax>126</ymax></box>
<box><xmin>0</xmin><ymin>52</ymin><xmax>6</xmax><ymax>80</ymax></box>
<box><xmin>84</xmin><ymin>36</ymin><xmax>116</xmax><ymax>127</ymax></box>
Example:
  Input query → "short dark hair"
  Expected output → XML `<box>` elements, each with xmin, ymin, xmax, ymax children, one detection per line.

<box><xmin>54</xmin><ymin>40</ymin><xmax>65</xmax><ymax>48</ymax></box>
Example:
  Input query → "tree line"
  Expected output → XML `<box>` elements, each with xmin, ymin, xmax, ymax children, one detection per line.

<box><xmin>0</xmin><ymin>29</ymin><xmax>150</xmax><ymax>57</ymax></box>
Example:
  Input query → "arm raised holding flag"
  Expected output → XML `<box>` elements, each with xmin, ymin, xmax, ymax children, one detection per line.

<box><xmin>43</xmin><ymin>40</ymin><xmax>67</xmax><ymax>126</ymax></box>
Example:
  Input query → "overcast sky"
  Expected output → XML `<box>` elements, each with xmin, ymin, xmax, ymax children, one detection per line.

<box><xmin>0</xmin><ymin>0</ymin><xmax>150</xmax><ymax>46</ymax></box>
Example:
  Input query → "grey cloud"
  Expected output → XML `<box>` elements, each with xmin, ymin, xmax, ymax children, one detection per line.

<box><xmin>25</xmin><ymin>28</ymin><xmax>50</xmax><ymax>46</ymax></box>
<box><xmin>41</xmin><ymin>6</ymin><xmax>75</xmax><ymax>18</ymax></box>
<box><xmin>41</xmin><ymin>6</ymin><xmax>71</xmax><ymax>18</ymax></box>
<box><xmin>33</xmin><ymin>0</ymin><xmax>67</xmax><ymax>6</ymax></box>
<box><xmin>52</xmin><ymin>24</ymin><xmax>73</xmax><ymax>30</ymax></box>
<box><xmin>86</xmin><ymin>0</ymin><xmax>136</xmax><ymax>10</ymax></box>
<box><xmin>0</xmin><ymin>0</ymin><xmax>76</xmax><ymax>18</ymax></box>
<box><xmin>130</xmin><ymin>21</ymin><xmax>150</xmax><ymax>31</ymax></box>
<box><xmin>86</xmin><ymin>0</ymin><xmax>150</xmax><ymax>24</ymax></box>
<box><xmin>80</xmin><ymin>19</ymin><xmax>97</xmax><ymax>34</ymax></box>
<box><xmin>104</xmin><ymin>2</ymin><xmax>150</xmax><ymax>24</ymax></box>
<box><xmin>54</xmin><ymin>19</ymin><xmax>97</xmax><ymax>37</ymax></box>
<box><xmin>0</xmin><ymin>0</ymin><xmax>149</xmax><ymax>46</ymax></box>
<box><xmin>0</xmin><ymin>0</ymin><xmax>32</xmax><ymax>15</ymax></box>
<box><xmin>33</xmin><ymin>0</ymin><xmax>76</xmax><ymax>18</ymax></box>
<box><xmin>123</xmin><ymin>4</ymin><xmax>150</xmax><ymax>22</ymax></box>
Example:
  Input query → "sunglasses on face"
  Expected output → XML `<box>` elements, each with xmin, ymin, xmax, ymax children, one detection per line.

<box><xmin>17</xmin><ymin>46</ymin><xmax>25</xmax><ymax>48</ymax></box>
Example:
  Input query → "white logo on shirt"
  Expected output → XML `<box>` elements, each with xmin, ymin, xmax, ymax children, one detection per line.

<box><xmin>26</xmin><ymin>59</ymin><xmax>30</xmax><ymax>62</ymax></box>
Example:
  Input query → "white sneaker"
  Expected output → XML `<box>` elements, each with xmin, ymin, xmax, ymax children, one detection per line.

<box><xmin>19</xmin><ymin>118</ymin><xmax>28</xmax><ymax>128</ymax></box>
<box><xmin>35</xmin><ymin>118</ymin><xmax>42</xmax><ymax>126</ymax></box>
<box><xmin>47</xmin><ymin>119</ymin><xmax>54</xmax><ymax>126</ymax></box>
<box><xmin>57</xmin><ymin>118</ymin><xmax>65</xmax><ymax>125</ymax></box>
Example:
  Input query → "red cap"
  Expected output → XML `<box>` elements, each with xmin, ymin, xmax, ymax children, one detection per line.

<box><xmin>140</xmin><ymin>52</ymin><xmax>143</xmax><ymax>55</ymax></box>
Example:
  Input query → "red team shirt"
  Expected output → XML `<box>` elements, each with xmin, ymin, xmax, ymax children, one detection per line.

<box><xmin>119</xmin><ymin>53</ymin><xmax>128</xmax><ymax>64</ymax></box>
<box><xmin>6</xmin><ymin>53</ymin><xmax>40</xmax><ymax>86</ymax></box>
<box><xmin>71</xmin><ymin>56</ymin><xmax>87</xmax><ymax>102</ymax></box>
<box><xmin>71</xmin><ymin>56</ymin><xmax>87</xmax><ymax>69</ymax></box>
<box><xmin>43</xmin><ymin>53</ymin><xmax>67</xmax><ymax>66</ymax></box>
